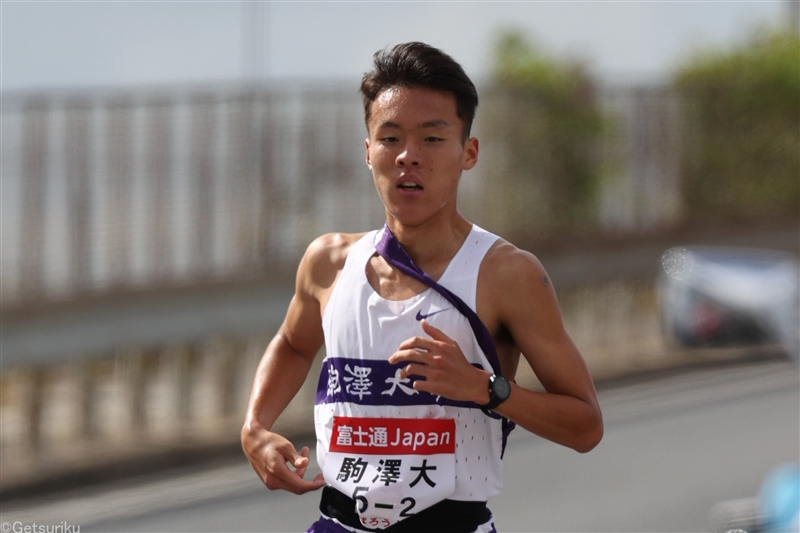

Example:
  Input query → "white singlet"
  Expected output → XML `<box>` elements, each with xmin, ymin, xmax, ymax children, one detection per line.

<box><xmin>313</xmin><ymin>225</ymin><xmax>504</xmax><ymax>530</ymax></box>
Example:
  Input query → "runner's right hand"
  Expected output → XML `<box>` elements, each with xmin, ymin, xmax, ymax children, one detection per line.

<box><xmin>241</xmin><ymin>423</ymin><xmax>326</xmax><ymax>495</ymax></box>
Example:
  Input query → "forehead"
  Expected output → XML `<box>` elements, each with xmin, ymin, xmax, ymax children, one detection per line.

<box><xmin>368</xmin><ymin>86</ymin><xmax>460</xmax><ymax>129</ymax></box>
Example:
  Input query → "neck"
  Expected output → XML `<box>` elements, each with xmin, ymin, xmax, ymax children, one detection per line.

<box><xmin>385</xmin><ymin>211</ymin><xmax>472</xmax><ymax>273</ymax></box>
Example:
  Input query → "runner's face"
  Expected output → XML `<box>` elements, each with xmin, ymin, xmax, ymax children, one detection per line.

<box><xmin>365</xmin><ymin>86</ymin><xmax>478</xmax><ymax>228</ymax></box>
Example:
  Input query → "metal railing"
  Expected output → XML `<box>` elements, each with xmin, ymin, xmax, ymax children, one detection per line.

<box><xmin>1</xmin><ymin>83</ymin><xmax>684</xmax><ymax>309</ymax></box>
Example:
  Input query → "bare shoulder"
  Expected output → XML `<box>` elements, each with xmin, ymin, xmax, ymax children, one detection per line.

<box><xmin>298</xmin><ymin>232</ymin><xmax>367</xmax><ymax>294</ymax></box>
<box><xmin>478</xmin><ymin>237</ymin><xmax>558</xmax><ymax>326</ymax></box>
<box><xmin>481</xmin><ymin>238</ymin><xmax>549</xmax><ymax>290</ymax></box>
<box><xmin>303</xmin><ymin>232</ymin><xmax>365</xmax><ymax>271</ymax></box>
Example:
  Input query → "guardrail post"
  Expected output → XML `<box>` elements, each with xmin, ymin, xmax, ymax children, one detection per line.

<box><xmin>175</xmin><ymin>343</ymin><xmax>200</xmax><ymax>429</ymax></box>
<box><xmin>22</xmin><ymin>366</ymin><xmax>47</xmax><ymax>455</ymax></box>
<box><xmin>126</xmin><ymin>347</ymin><xmax>159</xmax><ymax>432</ymax></box>
<box><xmin>79</xmin><ymin>358</ymin><xmax>99</xmax><ymax>439</ymax></box>
<box><xmin>127</xmin><ymin>348</ymin><xmax>146</xmax><ymax>431</ymax></box>
<box><xmin>218</xmin><ymin>337</ymin><xmax>242</xmax><ymax>419</ymax></box>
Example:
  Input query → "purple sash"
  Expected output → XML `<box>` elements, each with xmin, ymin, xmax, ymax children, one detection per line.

<box><xmin>374</xmin><ymin>224</ymin><xmax>516</xmax><ymax>454</ymax></box>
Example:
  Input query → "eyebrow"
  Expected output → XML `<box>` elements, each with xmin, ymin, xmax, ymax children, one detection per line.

<box><xmin>376</xmin><ymin>120</ymin><xmax>401</xmax><ymax>130</ymax></box>
<box><xmin>375</xmin><ymin>119</ymin><xmax>451</xmax><ymax>130</ymax></box>
<box><xmin>419</xmin><ymin>119</ymin><xmax>450</xmax><ymax>129</ymax></box>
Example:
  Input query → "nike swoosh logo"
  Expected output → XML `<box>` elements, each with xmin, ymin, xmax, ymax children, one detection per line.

<box><xmin>415</xmin><ymin>308</ymin><xmax>450</xmax><ymax>321</ymax></box>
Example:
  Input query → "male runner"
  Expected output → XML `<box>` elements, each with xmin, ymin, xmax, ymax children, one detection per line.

<box><xmin>242</xmin><ymin>42</ymin><xmax>603</xmax><ymax>533</ymax></box>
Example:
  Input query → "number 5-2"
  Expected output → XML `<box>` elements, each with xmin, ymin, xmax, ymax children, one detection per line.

<box><xmin>352</xmin><ymin>486</ymin><xmax>368</xmax><ymax>513</ymax></box>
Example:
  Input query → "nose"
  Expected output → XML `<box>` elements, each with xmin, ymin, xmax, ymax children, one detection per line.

<box><xmin>396</xmin><ymin>141</ymin><xmax>420</xmax><ymax>167</ymax></box>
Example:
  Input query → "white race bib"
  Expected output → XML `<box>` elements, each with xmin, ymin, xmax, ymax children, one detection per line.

<box><xmin>323</xmin><ymin>416</ymin><xmax>456</xmax><ymax>530</ymax></box>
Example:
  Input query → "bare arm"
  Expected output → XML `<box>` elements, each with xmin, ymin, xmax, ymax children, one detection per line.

<box><xmin>241</xmin><ymin>234</ymin><xmax>352</xmax><ymax>494</ymax></box>
<box><xmin>389</xmin><ymin>243</ymin><xmax>602</xmax><ymax>453</ymax></box>
<box><xmin>484</xmin><ymin>245</ymin><xmax>603</xmax><ymax>452</ymax></box>
<box><xmin>241</xmin><ymin>331</ymin><xmax>325</xmax><ymax>494</ymax></box>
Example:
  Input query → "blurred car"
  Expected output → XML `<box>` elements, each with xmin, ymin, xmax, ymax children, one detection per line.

<box><xmin>659</xmin><ymin>246</ymin><xmax>799</xmax><ymax>361</ymax></box>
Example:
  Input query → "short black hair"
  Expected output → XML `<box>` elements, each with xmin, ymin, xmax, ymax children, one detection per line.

<box><xmin>360</xmin><ymin>42</ymin><xmax>479</xmax><ymax>141</ymax></box>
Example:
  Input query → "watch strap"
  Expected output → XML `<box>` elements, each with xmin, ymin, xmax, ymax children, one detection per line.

<box><xmin>480</xmin><ymin>374</ymin><xmax>509</xmax><ymax>414</ymax></box>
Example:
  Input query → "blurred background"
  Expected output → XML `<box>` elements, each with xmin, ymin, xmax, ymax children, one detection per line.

<box><xmin>1</xmin><ymin>2</ymin><xmax>798</xmax><ymax>532</ymax></box>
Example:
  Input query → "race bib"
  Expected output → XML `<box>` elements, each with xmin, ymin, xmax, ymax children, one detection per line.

<box><xmin>323</xmin><ymin>416</ymin><xmax>456</xmax><ymax>530</ymax></box>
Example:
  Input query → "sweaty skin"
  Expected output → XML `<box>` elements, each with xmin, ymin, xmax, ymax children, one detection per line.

<box><xmin>241</xmin><ymin>85</ymin><xmax>603</xmax><ymax>495</ymax></box>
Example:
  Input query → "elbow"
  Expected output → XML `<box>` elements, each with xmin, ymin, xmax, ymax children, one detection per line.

<box><xmin>573</xmin><ymin>417</ymin><xmax>604</xmax><ymax>454</ymax></box>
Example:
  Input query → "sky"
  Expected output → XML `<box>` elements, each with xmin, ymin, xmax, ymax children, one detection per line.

<box><xmin>1</xmin><ymin>1</ymin><xmax>791</xmax><ymax>92</ymax></box>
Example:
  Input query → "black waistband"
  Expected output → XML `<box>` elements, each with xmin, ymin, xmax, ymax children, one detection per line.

<box><xmin>319</xmin><ymin>486</ymin><xmax>491</xmax><ymax>533</ymax></box>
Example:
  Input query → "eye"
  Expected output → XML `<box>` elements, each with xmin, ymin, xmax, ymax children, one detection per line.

<box><xmin>380</xmin><ymin>136</ymin><xmax>399</xmax><ymax>143</ymax></box>
<box><xmin>424</xmin><ymin>136</ymin><xmax>444</xmax><ymax>143</ymax></box>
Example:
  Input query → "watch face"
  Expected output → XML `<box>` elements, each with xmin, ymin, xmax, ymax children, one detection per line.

<box><xmin>493</xmin><ymin>375</ymin><xmax>511</xmax><ymax>400</ymax></box>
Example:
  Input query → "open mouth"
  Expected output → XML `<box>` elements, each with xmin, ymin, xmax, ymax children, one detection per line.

<box><xmin>398</xmin><ymin>181</ymin><xmax>423</xmax><ymax>191</ymax></box>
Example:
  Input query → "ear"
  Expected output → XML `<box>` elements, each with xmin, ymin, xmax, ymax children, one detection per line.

<box><xmin>365</xmin><ymin>138</ymin><xmax>372</xmax><ymax>170</ymax></box>
<box><xmin>461</xmin><ymin>137</ymin><xmax>479</xmax><ymax>171</ymax></box>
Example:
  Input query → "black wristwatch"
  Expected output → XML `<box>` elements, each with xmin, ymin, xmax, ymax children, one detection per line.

<box><xmin>479</xmin><ymin>374</ymin><xmax>511</xmax><ymax>415</ymax></box>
